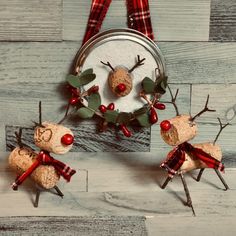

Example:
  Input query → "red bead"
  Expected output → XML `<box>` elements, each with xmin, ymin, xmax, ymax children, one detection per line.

<box><xmin>61</xmin><ymin>133</ymin><xmax>74</xmax><ymax>145</ymax></box>
<box><xmin>99</xmin><ymin>105</ymin><xmax>107</xmax><ymax>113</ymax></box>
<box><xmin>107</xmin><ymin>103</ymin><xmax>115</xmax><ymax>110</ymax></box>
<box><xmin>160</xmin><ymin>120</ymin><xmax>172</xmax><ymax>131</ymax></box>
<box><xmin>154</xmin><ymin>103</ymin><xmax>166</xmax><ymax>110</ymax></box>
<box><xmin>150</xmin><ymin>108</ymin><xmax>158</xmax><ymax>124</ymax></box>
<box><xmin>116</xmin><ymin>83</ymin><xmax>126</xmax><ymax>93</ymax></box>
<box><xmin>69</xmin><ymin>97</ymin><xmax>79</xmax><ymax>105</ymax></box>
<box><xmin>120</xmin><ymin>124</ymin><xmax>131</xmax><ymax>137</ymax></box>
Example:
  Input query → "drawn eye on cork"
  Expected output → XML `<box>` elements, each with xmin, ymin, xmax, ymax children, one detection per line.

<box><xmin>101</xmin><ymin>55</ymin><xmax>145</xmax><ymax>97</ymax></box>
<box><xmin>34</xmin><ymin>128</ymin><xmax>53</xmax><ymax>143</ymax></box>
<box><xmin>159</xmin><ymin>85</ymin><xmax>230</xmax><ymax>216</ymax></box>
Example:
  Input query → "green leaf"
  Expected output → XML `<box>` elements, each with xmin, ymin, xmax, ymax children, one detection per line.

<box><xmin>88</xmin><ymin>93</ymin><xmax>101</xmax><ymax>110</ymax></box>
<box><xmin>66</xmin><ymin>74</ymin><xmax>81</xmax><ymax>88</ymax></box>
<box><xmin>133</xmin><ymin>107</ymin><xmax>148</xmax><ymax>117</ymax></box>
<box><xmin>80</xmin><ymin>68</ymin><xmax>93</xmax><ymax>77</ymax></box>
<box><xmin>142</xmin><ymin>77</ymin><xmax>155</xmax><ymax>94</ymax></box>
<box><xmin>117</xmin><ymin>112</ymin><xmax>133</xmax><ymax>125</ymax></box>
<box><xmin>77</xmin><ymin>107</ymin><xmax>94</xmax><ymax>119</ymax></box>
<box><xmin>155</xmin><ymin>75</ymin><xmax>168</xmax><ymax>94</ymax></box>
<box><xmin>104</xmin><ymin>110</ymin><xmax>119</xmax><ymax>123</ymax></box>
<box><xmin>136</xmin><ymin>113</ymin><xmax>151</xmax><ymax>127</ymax></box>
<box><xmin>78</xmin><ymin>73</ymin><xmax>96</xmax><ymax>86</ymax></box>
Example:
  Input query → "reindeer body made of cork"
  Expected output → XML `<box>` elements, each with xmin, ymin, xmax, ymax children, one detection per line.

<box><xmin>159</xmin><ymin>87</ymin><xmax>229</xmax><ymax>216</ymax></box>
<box><xmin>8</xmin><ymin>102</ymin><xmax>76</xmax><ymax>207</ymax></box>
<box><xmin>101</xmin><ymin>55</ymin><xmax>145</xmax><ymax>97</ymax></box>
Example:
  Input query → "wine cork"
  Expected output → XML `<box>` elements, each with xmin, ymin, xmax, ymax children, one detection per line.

<box><xmin>108</xmin><ymin>67</ymin><xmax>132</xmax><ymax>97</ymax></box>
<box><xmin>179</xmin><ymin>142</ymin><xmax>222</xmax><ymax>173</ymax></box>
<box><xmin>161</xmin><ymin>115</ymin><xmax>198</xmax><ymax>146</ymax></box>
<box><xmin>9</xmin><ymin>147</ymin><xmax>60</xmax><ymax>189</ymax></box>
<box><xmin>34</xmin><ymin>122</ymin><xmax>73</xmax><ymax>155</ymax></box>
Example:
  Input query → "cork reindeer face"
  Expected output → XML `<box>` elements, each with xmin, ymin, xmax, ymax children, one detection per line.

<box><xmin>34</xmin><ymin>122</ymin><xmax>74</xmax><ymax>155</ymax></box>
<box><xmin>101</xmin><ymin>55</ymin><xmax>145</xmax><ymax>97</ymax></box>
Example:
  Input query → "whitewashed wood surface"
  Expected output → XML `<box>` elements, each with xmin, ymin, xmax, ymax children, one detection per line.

<box><xmin>0</xmin><ymin>0</ymin><xmax>236</xmax><ymax>235</ymax></box>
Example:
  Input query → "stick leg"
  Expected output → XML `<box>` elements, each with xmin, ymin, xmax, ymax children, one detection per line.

<box><xmin>196</xmin><ymin>168</ymin><xmax>205</xmax><ymax>182</ymax></box>
<box><xmin>54</xmin><ymin>185</ymin><xmax>64</xmax><ymax>198</ymax></box>
<box><xmin>161</xmin><ymin>176</ymin><xmax>172</xmax><ymax>189</ymax></box>
<box><xmin>214</xmin><ymin>169</ymin><xmax>229</xmax><ymax>191</ymax></box>
<box><xmin>34</xmin><ymin>188</ymin><xmax>40</xmax><ymax>208</ymax></box>
<box><xmin>180</xmin><ymin>172</ymin><xmax>196</xmax><ymax>216</ymax></box>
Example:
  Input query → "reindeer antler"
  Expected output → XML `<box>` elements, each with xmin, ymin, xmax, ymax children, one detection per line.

<box><xmin>15</xmin><ymin>128</ymin><xmax>23</xmax><ymax>148</ymax></box>
<box><xmin>100</xmin><ymin>61</ymin><xmax>115</xmax><ymax>71</ymax></box>
<box><xmin>128</xmin><ymin>55</ymin><xmax>146</xmax><ymax>73</ymax></box>
<box><xmin>32</xmin><ymin>101</ymin><xmax>45</xmax><ymax>128</ymax></box>
<box><xmin>190</xmin><ymin>95</ymin><xmax>216</xmax><ymax>122</ymax></box>
<box><xmin>213</xmin><ymin>118</ymin><xmax>230</xmax><ymax>144</ymax></box>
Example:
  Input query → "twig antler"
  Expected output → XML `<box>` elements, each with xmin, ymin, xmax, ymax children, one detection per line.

<box><xmin>190</xmin><ymin>95</ymin><xmax>216</xmax><ymax>122</ymax></box>
<box><xmin>128</xmin><ymin>55</ymin><xmax>146</xmax><ymax>73</ymax></box>
<box><xmin>213</xmin><ymin>118</ymin><xmax>230</xmax><ymax>144</ymax></box>
<box><xmin>15</xmin><ymin>128</ymin><xmax>23</xmax><ymax>148</ymax></box>
<box><xmin>100</xmin><ymin>61</ymin><xmax>115</xmax><ymax>71</ymax></box>
<box><xmin>163</xmin><ymin>85</ymin><xmax>180</xmax><ymax>116</ymax></box>
<box><xmin>32</xmin><ymin>101</ymin><xmax>45</xmax><ymax>128</ymax></box>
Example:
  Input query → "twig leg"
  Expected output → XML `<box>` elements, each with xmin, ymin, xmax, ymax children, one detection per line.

<box><xmin>196</xmin><ymin>169</ymin><xmax>205</xmax><ymax>182</ymax></box>
<box><xmin>161</xmin><ymin>176</ymin><xmax>172</xmax><ymax>189</ymax></box>
<box><xmin>34</xmin><ymin>188</ymin><xmax>41</xmax><ymax>208</ymax></box>
<box><xmin>180</xmin><ymin>172</ymin><xmax>196</xmax><ymax>216</ymax></box>
<box><xmin>214</xmin><ymin>169</ymin><xmax>229</xmax><ymax>191</ymax></box>
<box><xmin>54</xmin><ymin>185</ymin><xmax>64</xmax><ymax>198</ymax></box>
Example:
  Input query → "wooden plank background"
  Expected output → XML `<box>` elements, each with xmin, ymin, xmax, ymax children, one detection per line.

<box><xmin>0</xmin><ymin>0</ymin><xmax>236</xmax><ymax>235</ymax></box>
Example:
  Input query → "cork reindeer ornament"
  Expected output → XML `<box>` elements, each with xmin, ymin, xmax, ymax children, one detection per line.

<box><xmin>8</xmin><ymin>102</ymin><xmax>76</xmax><ymax>207</ymax></box>
<box><xmin>159</xmin><ymin>86</ymin><xmax>229</xmax><ymax>216</ymax></box>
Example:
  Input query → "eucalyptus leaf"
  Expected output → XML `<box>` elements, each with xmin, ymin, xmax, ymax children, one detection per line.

<box><xmin>88</xmin><ymin>93</ymin><xmax>101</xmax><ymax>110</ymax></box>
<box><xmin>66</xmin><ymin>74</ymin><xmax>81</xmax><ymax>88</ymax></box>
<box><xmin>104</xmin><ymin>110</ymin><xmax>119</xmax><ymax>123</ymax></box>
<box><xmin>80</xmin><ymin>68</ymin><xmax>93</xmax><ymax>77</ymax></box>
<box><xmin>77</xmin><ymin>107</ymin><xmax>94</xmax><ymax>119</ymax></box>
<box><xmin>142</xmin><ymin>77</ymin><xmax>155</xmax><ymax>94</ymax></box>
<box><xmin>133</xmin><ymin>107</ymin><xmax>148</xmax><ymax>117</ymax></box>
<box><xmin>136</xmin><ymin>113</ymin><xmax>151</xmax><ymax>127</ymax></box>
<box><xmin>117</xmin><ymin>112</ymin><xmax>133</xmax><ymax>125</ymax></box>
<box><xmin>78</xmin><ymin>73</ymin><xmax>96</xmax><ymax>86</ymax></box>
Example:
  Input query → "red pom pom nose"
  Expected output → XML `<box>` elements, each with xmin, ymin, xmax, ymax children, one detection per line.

<box><xmin>61</xmin><ymin>134</ymin><xmax>74</xmax><ymax>145</ymax></box>
<box><xmin>160</xmin><ymin>120</ymin><xmax>172</xmax><ymax>131</ymax></box>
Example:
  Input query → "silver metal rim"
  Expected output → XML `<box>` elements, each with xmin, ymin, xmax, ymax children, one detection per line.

<box><xmin>72</xmin><ymin>28</ymin><xmax>166</xmax><ymax>78</ymax></box>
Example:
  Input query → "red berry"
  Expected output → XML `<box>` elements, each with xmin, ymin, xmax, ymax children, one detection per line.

<box><xmin>160</xmin><ymin>120</ymin><xmax>172</xmax><ymax>131</ymax></box>
<box><xmin>107</xmin><ymin>103</ymin><xmax>115</xmax><ymax>110</ymax></box>
<box><xmin>150</xmin><ymin>108</ymin><xmax>158</xmax><ymax>124</ymax></box>
<box><xmin>154</xmin><ymin>103</ymin><xmax>166</xmax><ymax>110</ymax></box>
<box><xmin>88</xmin><ymin>85</ymin><xmax>99</xmax><ymax>95</ymax></box>
<box><xmin>61</xmin><ymin>133</ymin><xmax>74</xmax><ymax>145</ymax></box>
<box><xmin>116</xmin><ymin>83</ymin><xmax>126</xmax><ymax>93</ymax></box>
<box><xmin>120</xmin><ymin>124</ymin><xmax>131</xmax><ymax>137</ymax></box>
<box><xmin>69</xmin><ymin>97</ymin><xmax>79</xmax><ymax>105</ymax></box>
<box><xmin>99</xmin><ymin>105</ymin><xmax>107</xmax><ymax>113</ymax></box>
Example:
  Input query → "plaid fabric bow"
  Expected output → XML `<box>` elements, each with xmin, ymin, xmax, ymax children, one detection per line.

<box><xmin>82</xmin><ymin>0</ymin><xmax>154</xmax><ymax>45</ymax></box>
<box><xmin>160</xmin><ymin>142</ymin><xmax>225</xmax><ymax>178</ymax></box>
<box><xmin>11</xmin><ymin>151</ymin><xmax>76</xmax><ymax>190</ymax></box>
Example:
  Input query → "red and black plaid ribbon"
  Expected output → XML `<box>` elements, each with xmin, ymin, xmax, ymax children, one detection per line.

<box><xmin>11</xmin><ymin>151</ymin><xmax>76</xmax><ymax>190</ymax></box>
<box><xmin>82</xmin><ymin>0</ymin><xmax>154</xmax><ymax>45</ymax></box>
<box><xmin>160</xmin><ymin>142</ymin><xmax>225</xmax><ymax>178</ymax></box>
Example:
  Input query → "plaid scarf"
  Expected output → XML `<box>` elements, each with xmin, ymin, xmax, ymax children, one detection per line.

<box><xmin>82</xmin><ymin>0</ymin><xmax>154</xmax><ymax>44</ymax></box>
<box><xmin>160</xmin><ymin>142</ymin><xmax>225</xmax><ymax>178</ymax></box>
<box><xmin>11</xmin><ymin>151</ymin><xmax>76</xmax><ymax>190</ymax></box>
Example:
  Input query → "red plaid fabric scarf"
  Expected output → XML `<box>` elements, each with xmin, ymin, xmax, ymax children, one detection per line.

<box><xmin>11</xmin><ymin>151</ymin><xmax>76</xmax><ymax>190</ymax></box>
<box><xmin>82</xmin><ymin>0</ymin><xmax>154</xmax><ymax>45</ymax></box>
<box><xmin>160</xmin><ymin>142</ymin><xmax>225</xmax><ymax>178</ymax></box>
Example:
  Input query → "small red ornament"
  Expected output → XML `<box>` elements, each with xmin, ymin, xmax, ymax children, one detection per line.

<box><xmin>61</xmin><ymin>134</ymin><xmax>74</xmax><ymax>145</ymax></box>
<box><xmin>120</xmin><ymin>124</ymin><xmax>131</xmax><ymax>137</ymax></box>
<box><xmin>99</xmin><ymin>105</ymin><xmax>107</xmax><ymax>113</ymax></box>
<box><xmin>69</xmin><ymin>97</ymin><xmax>79</xmax><ymax>105</ymax></box>
<box><xmin>154</xmin><ymin>103</ymin><xmax>166</xmax><ymax>110</ymax></box>
<box><xmin>107</xmin><ymin>103</ymin><xmax>115</xmax><ymax>110</ymax></box>
<box><xmin>150</xmin><ymin>108</ymin><xmax>158</xmax><ymax>124</ymax></box>
<box><xmin>160</xmin><ymin>120</ymin><xmax>172</xmax><ymax>131</ymax></box>
<box><xmin>116</xmin><ymin>83</ymin><xmax>126</xmax><ymax>93</ymax></box>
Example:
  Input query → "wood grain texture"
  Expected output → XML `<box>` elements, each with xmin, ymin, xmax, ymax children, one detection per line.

<box><xmin>0</xmin><ymin>216</ymin><xmax>147</xmax><ymax>236</ymax></box>
<box><xmin>0</xmin><ymin>42</ymin><xmax>235</xmax><ymax>85</ymax></box>
<box><xmin>210</xmin><ymin>0</ymin><xmax>236</xmax><ymax>41</ymax></box>
<box><xmin>0</xmin><ymin>0</ymin><xmax>62</xmax><ymax>41</ymax></box>
<box><xmin>5</xmin><ymin>125</ymin><xmax>151</xmax><ymax>152</ymax></box>
<box><xmin>63</xmin><ymin>0</ymin><xmax>211</xmax><ymax>41</ymax></box>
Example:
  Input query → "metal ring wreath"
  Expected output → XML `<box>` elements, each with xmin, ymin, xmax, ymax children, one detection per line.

<box><xmin>63</xmin><ymin>55</ymin><xmax>168</xmax><ymax>137</ymax></box>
